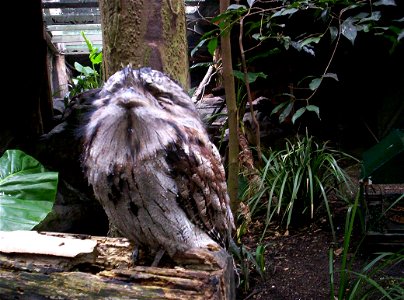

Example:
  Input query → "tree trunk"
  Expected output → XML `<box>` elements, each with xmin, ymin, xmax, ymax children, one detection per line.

<box><xmin>99</xmin><ymin>0</ymin><xmax>189</xmax><ymax>89</ymax></box>
<box><xmin>220</xmin><ymin>0</ymin><xmax>239</xmax><ymax>215</ymax></box>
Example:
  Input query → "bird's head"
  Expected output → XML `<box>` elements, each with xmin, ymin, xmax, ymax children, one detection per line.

<box><xmin>92</xmin><ymin>66</ymin><xmax>198</xmax><ymax>120</ymax></box>
<box><xmin>82</xmin><ymin>66</ymin><xmax>206</xmax><ymax>165</ymax></box>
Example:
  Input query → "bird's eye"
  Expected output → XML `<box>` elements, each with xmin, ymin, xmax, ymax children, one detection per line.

<box><xmin>158</xmin><ymin>93</ymin><xmax>174</xmax><ymax>106</ymax></box>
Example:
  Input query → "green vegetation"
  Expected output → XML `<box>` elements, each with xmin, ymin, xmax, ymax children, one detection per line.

<box><xmin>330</xmin><ymin>189</ymin><xmax>404</xmax><ymax>299</ymax></box>
<box><xmin>231</xmin><ymin>242</ymin><xmax>267</xmax><ymax>292</ymax></box>
<box><xmin>231</xmin><ymin>132</ymin><xmax>358</xmax><ymax>291</ymax></box>
<box><xmin>192</xmin><ymin>0</ymin><xmax>403</xmax><ymax>124</ymax></box>
<box><xmin>242</xmin><ymin>132</ymin><xmax>358</xmax><ymax>241</ymax></box>
<box><xmin>65</xmin><ymin>32</ymin><xmax>103</xmax><ymax>100</ymax></box>
<box><xmin>189</xmin><ymin>1</ymin><xmax>403</xmax><ymax>294</ymax></box>
<box><xmin>0</xmin><ymin>150</ymin><xmax>58</xmax><ymax>231</ymax></box>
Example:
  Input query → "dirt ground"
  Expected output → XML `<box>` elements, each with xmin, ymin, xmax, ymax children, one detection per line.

<box><xmin>236</xmin><ymin>221</ymin><xmax>341</xmax><ymax>300</ymax></box>
<box><xmin>234</xmin><ymin>200</ymin><xmax>403</xmax><ymax>300</ymax></box>
<box><xmin>234</xmin><ymin>200</ymin><xmax>372</xmax><ymax>300</ymax></box>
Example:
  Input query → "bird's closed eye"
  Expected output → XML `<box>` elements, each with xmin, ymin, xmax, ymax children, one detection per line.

<box><xmin>157</xmin><ymin>93</ymin><xmax>174</xmax><ymax>106</ymax></box>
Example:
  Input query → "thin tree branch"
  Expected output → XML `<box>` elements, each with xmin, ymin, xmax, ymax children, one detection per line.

<box><xmin>239</xmin><ymin>13</ymin><xmax>262</xmax><ymax>162</ymax></box>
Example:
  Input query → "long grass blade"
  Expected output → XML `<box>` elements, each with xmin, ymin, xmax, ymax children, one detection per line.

<box><xmin>348</xmin><ymin>271</ymin><xmax>394</xmax><ymax>300</ymax></box>
<box><xmin>277</xmin><ymin>171</ymin><xmax>289</xmax><ymax>214</ymax></box>
<box><xmin>261</xmin><ymin>175</ymin><xmax>282</xmax><ymax>240</ymax></box>
<box><xmin>379</xmin><ymin>193</ymin><xmax>404</xmax><ymax>220</ymax></box>
<box><xmin>339</xmin><ymin>190</ymin><xmax>361</xmax><ymax>300</ymax></box>
<box><xmin>315</xmin><ymin>176</ymin><xmax>336</xmax><ymax>242</ymax></box>
<box><xmin>307</xmin><ymin>165</ymin><xmax>314</xmax><ymax>218</ymax></box>
<box><xmin>329</xmin><ymin>248</ymin><xmax>335</xmax><ymax>298</ymax></box>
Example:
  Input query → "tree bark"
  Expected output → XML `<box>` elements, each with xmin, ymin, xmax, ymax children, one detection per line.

<box><xmin>99</xmin><ymin>0</ymin><xmax>190</xmax><ymax>89</ymax></box>
<box><xmin>0</xmin><ymin>231</ymin><xmax>235</xmax><ymax>300</ymax></box>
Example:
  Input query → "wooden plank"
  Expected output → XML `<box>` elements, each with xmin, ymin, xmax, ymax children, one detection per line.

<box><xmin>51</xmin><ymin>33</ymin><xmax>102</xmax><ymax>43</ymax></box>
<box><xmin>54</xmin><ymin>54</ymin><xmax>70</xmax><ymax>97</ymax></box>
<box><xmin>45</xmin><ymin>30</ymin><xmax>60</xmax><ymax>54</ymax></box>
<box><xmin>43</xmin><ymin>14</ymin><xmax>101</xmax><ymax>25</ymax></box>
<box><xmin>41</xmin><ymin>0</ymin><xmax>198</xmax><ymax>9</ymax></box>
<box><xmin>0</xmin><ymin>231</ymin><xmax>97</xmax><ymax>257</ymax></box>
<box><xmin>47</xmin><ymin>24</ymin><xmax>101</xmax><ymax>32</ymax></box>
<box><xmin>0</xmin><ymin>231</ymin><xmax>235</xmax><ymax>299</ymax></box>
<box><xmin>42</xmin><ymin>0</ymin><xmax>99</xmax><ymax>9</ymax></box>
<box><xmin>61</xmin><ymin>44</ymin><xmax>103</xmax><ymax>55</ymax></box>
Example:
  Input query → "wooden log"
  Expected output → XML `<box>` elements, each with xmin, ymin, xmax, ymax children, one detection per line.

<box><xmin>0</xmin><ymin>231</ymin><xmax>235</xmax><ymax>299</ymax></box>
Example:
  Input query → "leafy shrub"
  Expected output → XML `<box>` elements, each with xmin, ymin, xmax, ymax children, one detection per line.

<box><xmin>66</xmin><ymin>32</ymin><xmax>103</xmax><ymax>100</ymax></box>
<box><xmin>192</xmin><ymin>0</ymin><xmax>403</xmax><ymax>123</ymax></box>
<box><xmin>244</xmin><ymin>132</ymin><xmax>358</xmax><ymax>240</ymax></box>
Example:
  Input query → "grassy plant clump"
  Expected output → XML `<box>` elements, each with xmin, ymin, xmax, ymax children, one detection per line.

<box><xmin>330</xmin><ymin>188</ymin><xmax>404</xmax><ymax>300</ymax></box>
<box><xmin>231</xmin><ymin>242</ymin><xmax>267</xmax><ymax>293</ymax></box>
<box><xmin>244</xmin><ymin>132</ymin><xmax>358</xmax><ymax>240</ymax></box>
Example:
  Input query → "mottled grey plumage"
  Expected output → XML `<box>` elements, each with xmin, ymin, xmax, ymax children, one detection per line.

<box><xmin>81</xmin><ymin>66</ymin><xmax>235</xmax><ymax>266</ymax></box>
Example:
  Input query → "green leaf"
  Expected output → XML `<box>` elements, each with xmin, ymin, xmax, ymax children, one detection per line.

<box><xmin>272</xmin><ymin>8</ymin><xmax>299</xmax><ymax>18</ymax></box>
<box><xmin>292</xmin><ymin>107</ymin><xmax>306</xmax><ymax>124</ymax></box>
<box><xmin>279</xmin><ymin>102</ymin><xmax>293</xmax><ymax>123</ymax></box>
<box><xmin>271</xmin><ymin>102</ymin><xmax>289</xmax><ymax>116</ymax></box>
<box><xmin>227</xmin><ymin>4</ymin><xmax>246</xmax><ymax>10</ymax></box>
<box><xmin>309</xmin><ymin>78</ymin><xmax>322</xmax><ymax>90</ymax></box>
<box><xmin>252</xmin><ymin>33</ymin><xmax>267</xmax><ymax>41</ymax></box>
<box><xmin>320</xmin><ymin>8</ymin><xmax>330</xmax><ymax>22</ymax></box>
<box><xmin>398</xmin><ymin>29</ymin><xmax>404</xmax><ymax>41</ymax></box>
<box><xmin>306</xmin><ymin>73</ymin><xmax>338</xmax><ymax>91</ymax></box>
<box><xmin>299</xmin><ymin>36</ymin><xmax>322</xmax><ymax>48</ymax></box>
<box><xmin>191</xmin><ymin>39</ymin><xmax>207</xmax><ymax>57</ymax></box>
<box><xmin>247</xmin><ymin>0</ymin><xmax>256</xmax><ymax>7</ymax></box>
<box><xmin>207</xmin><ymin>37</ymin><xmax>218</xmax><ymax>56</ymax></box>
<box><xmin>90</xmin><ymin>50</ymin><xmax>103</xmax><ymax>65</ymax></box>
<box><xmin>306</xmin><ymin>105</ymin><xmax>320</xmax><ymax>120</ymax></box>
<box><xmin>358</xmin><ymin>11</ymin><xmax>381</xmax><ymax>24</ymax></box>
<box><xmin>81</xmin><ymin>31</ymin><xmax>94</xmax><ymax>53</ymax></box>
<box><xmin>233</xmin><ymin>70</ymin><xmax>267</xmax><ymax>83</ymax></box>
<box><xmin>0</xmin><ymin>150</ymin><xmax>58</xmax><ymax>231</ymax></box>
<box><xmin>82</xmin><ymin>66</ymin><xmax>95</xmax><ymax>76</ymax></box>
<box><xmin>74</xmin><ymin>62</ymin><xmax>85</xmax><ymax>73</ymax></box>
<box><xmin>374</xmin><ymin>0</ymin><xmax>396</xmax><ymax>6</ymax></box>
<box><xmin>233</xmin><ymin>70</ymin><xmax>244</xmax><ymax>81</ymax></box>
<box><xmin>341</xmin><ymin>17</ymin><xmax>358</xmax><ymax>45</ymax></box>
<box><xmin>329</xmin><ymin>26</ymin><xmax>338</xmax><ymax>43</ymax></box>
<box><xmin>323</xmin><ymin>73</ymin><xmax>339</xmax><ymax>81</ymax></box>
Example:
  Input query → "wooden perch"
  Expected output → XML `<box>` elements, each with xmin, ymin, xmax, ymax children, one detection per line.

<box><xmin>0</xmin><ymin>231</ymin><xmax>235</xmax><ymax>299</ymax></box>
<box><xmin>0</xmin><ymin>231</ymin><xmax>97</xmax><ymax>257</ymax></box>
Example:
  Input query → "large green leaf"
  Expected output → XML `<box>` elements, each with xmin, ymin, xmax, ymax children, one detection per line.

<box><xmin>0</xmin><ymin>150</ymin><xmax>58</xmax><ymax>231</ymax></box>
<box><xmin>233</xmin><ymin>70</ymin><xmax>267</xmax><ymax>84</ymax></box>
<box><xmin>341</xmin><ymin>17</ymin><xmax>358</xmax><ymax>45</ymax></box>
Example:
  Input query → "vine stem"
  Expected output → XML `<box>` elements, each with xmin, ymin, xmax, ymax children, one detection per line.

<box><xmin>306</xmin><ymin>11</ymin><xmax>343</xmax><ymax>103</ymax></box>
<box><xmin>239</xmin><ymin>10</ymin><xmax>262</xmax><ymax>162</ymax></box>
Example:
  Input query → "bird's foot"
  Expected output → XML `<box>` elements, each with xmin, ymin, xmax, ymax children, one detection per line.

<box><xmin>131</xmin><ymin>245</ymin><xmax>140</xmax><ymax>264</ymax></box>
<box><xmin>151</xmin><ymin>249</ymin><xmax>166</xmax><ymax>267</ymax></box>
